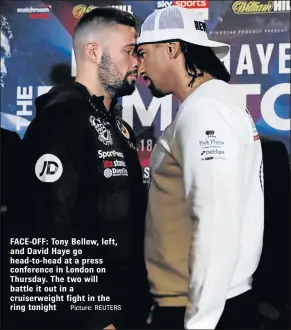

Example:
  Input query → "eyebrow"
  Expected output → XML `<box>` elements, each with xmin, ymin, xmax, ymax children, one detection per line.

<box><xmin>136</xmin><ymin>47</ymin><xmax>144</xmax><ymax>55</ymax></box>
<box><xmin>123</xmin><ymin>43</ymin><xmax>136</xmax><ymax>48</ymax></box>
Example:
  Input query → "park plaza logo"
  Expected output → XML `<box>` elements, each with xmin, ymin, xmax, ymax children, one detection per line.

<box><xmin>199</xmin><ymin>130</ymin><xmax>226</xmax><ymax>161</ymax></box>
<box><xmin>199</xmin><ymin>130</ymin><xmax>225</xmax><ymax>146</ymax></box>
<box><xmin>35</xmin><ymin>154</ymin><xmax>63</xmax><ymax>183</ymax></box>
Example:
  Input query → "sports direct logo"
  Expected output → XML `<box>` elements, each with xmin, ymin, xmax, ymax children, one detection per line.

<box><xmin>156</xmin><ymin>1</ymin><xmax>209</xmax><ymax>19</ymax></box>
<box><xmin>98</xmin><ymin>150</ymin><xmax>124</xmax><ymax>159</ymax></box>
<box><xmin>16</xmin><ymin>4</ymin><xmax>52</xmax><ymax>19</ymax></box>
<box><xmin>104</xmin><ymin>168</ymin><xmax>128</xmax><ymax>179</ymax></box>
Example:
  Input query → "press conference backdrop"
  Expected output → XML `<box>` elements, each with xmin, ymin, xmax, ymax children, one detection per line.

<box><xmin>1</xmin><ymin>0</ymin><xmax>290</xmax><ymax>183</ymax></box>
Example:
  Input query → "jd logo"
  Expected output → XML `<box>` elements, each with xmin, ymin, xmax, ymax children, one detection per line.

<box><xmin>35</xmin><ymin>154</ymin><xmax>63</xmax><ymax>183</ymax></box>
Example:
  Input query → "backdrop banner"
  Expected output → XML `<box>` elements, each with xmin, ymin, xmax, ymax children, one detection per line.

<box><xmin>1</xmin><ymin>0</ymin><xmax>290</xmax><ymax>184</ymax></box>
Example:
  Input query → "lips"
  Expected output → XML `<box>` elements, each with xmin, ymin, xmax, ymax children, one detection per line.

<box><xmin>128</xmin><ymin>71</ymin><xmax>138</xmax><ymax>77</ymax></box>
<box><xmin>143</xmin><ymin>76</ymin><xmax>151</xmax><ymax>87</ymax></box>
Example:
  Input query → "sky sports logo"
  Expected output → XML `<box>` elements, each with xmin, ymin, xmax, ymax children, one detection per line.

<box><xmin>156</xmin><ymin>1</ymin><xmax>209</xmax><ymax>19</ymax></box>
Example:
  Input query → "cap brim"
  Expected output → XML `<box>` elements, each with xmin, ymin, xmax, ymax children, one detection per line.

<box><xmin>181</xmin><ymin>38</ymin><xmax>230</xmax><ymax>59</ymax></box>
<box><xmin>137</xmin><ymin>33</ymin><xmax>230</xmax><ymax>59</ymax></box>
<box><xmin>204</xmin><ymin>40</ymin><xmax>230</xmax><ymax>59</ymax></box>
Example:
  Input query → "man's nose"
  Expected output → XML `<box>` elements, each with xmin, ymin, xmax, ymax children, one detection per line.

<box><xmin>132</xmin><ymin>54</ymin><xmax>139</xmax><ymax>70</ymax></box>
<box><xmin>138</xmin><ymin>62</ymin><xmax>145</xmax><ymax>77</ymax></box>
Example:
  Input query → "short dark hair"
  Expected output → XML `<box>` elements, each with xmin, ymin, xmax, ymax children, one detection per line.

<box><xmin>0</xmin><ymin>14</ymin><xmax>13</xmax><ymax>40</ymax></box>
<box><xmin>180</xmin><ymin>41</ymin><xmax>230</xmax><ymax>86</ymax></box>
<box><xmin>74</xmin><ymin>7</ymin><xmax>136</xmax><ymax>36</ymax></box>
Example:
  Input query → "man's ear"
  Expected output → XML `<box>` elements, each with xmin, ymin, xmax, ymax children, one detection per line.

<box><xmin>85</xmin><ymin>42</ymin><xmax>102</xmax><ymax>64</ymax></box>
<box><xmin>167</xmin><ymin>41</ymin><xmax>180</xmax><ymax>59</ymax></box>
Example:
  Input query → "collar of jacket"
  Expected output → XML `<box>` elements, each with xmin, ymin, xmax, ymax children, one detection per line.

<box><xmin>74</xmin><ymin>81</ymin><xmax>122</xmax><ymax>121</ymax></box>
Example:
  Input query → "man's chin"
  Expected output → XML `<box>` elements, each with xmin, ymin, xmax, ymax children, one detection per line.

<box><xmin>115</xmin><ymin>84</ymin><xmax>136</xmax><ymax>97</ymax></box>
<box><xmin>149</xmin><ymin>85</ymin><xmax>167</xmax><ymax>98</ymax></box>
<box><xmin>123</xmin><ymin>85</ymin><xmax>135</xmax><ymax>96</ymax></box>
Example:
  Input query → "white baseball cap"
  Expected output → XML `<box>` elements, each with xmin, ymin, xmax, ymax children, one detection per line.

<box><xmin>137</xmin><ymin>6</ymin><xmax>230</xmax><ymax>59</ymax></box>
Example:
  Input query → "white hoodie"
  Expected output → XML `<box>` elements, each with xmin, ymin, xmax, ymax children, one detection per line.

<box><xmin>145</xmin><ymin>79</ymin><xmax>264</xmax><ymax>329</ymax></box>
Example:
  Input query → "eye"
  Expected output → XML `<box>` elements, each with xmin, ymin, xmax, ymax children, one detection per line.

<box><xmin>126</xmin><ymin>49</ymin><xmax>136</xmax><ymax>56</ymax></box>
<box><xmin>138</xmin><ymin>52</ymin><xmax>145</xmax><ymax>58</ymax></box>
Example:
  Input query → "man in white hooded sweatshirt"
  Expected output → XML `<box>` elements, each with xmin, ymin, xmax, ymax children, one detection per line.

<box><xmin>136</xmin><ymin>6</ymin><xmax>264</xmax><ymax>329</ymax></box>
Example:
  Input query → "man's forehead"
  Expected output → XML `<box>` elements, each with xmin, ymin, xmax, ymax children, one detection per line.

<box><xmin>111</xmin><ymin>24</ymin><xmax>137</xmax><ymax>45</ymax></box>
<box><xmin>1</xmin><ymin>31</ymin><xmax>11</xmax><ymax>55</ymax></box>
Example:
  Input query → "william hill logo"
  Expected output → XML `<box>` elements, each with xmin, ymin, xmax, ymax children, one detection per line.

<box><xmin>72</xmin><ymin>4</ymin><xmax>133</xmax><ymax>19</ymax></box>
<box><xmin>232</xmin><ymin>1</ymin><xmax>290</xmax><ymax>14</ymax></box>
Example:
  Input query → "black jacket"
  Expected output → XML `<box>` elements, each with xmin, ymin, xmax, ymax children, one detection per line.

<box><xmin>11</xmin><ymin>82</ymin><xmax>149</xmax><ymax>329</ymax></box>
<box><xmin>0</xmin><ymin>128</ymin><xmax>22</xmax><ymax>216</ymax></box>
<box><xmin>253</xmin><ymin>137</ymin><xmax>290</xmax><ymax>326</ymax></box>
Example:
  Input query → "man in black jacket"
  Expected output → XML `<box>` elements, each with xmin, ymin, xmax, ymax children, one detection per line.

<box><xmin>6</xmin><ymin>8</ymin><xmax>149</xmax><ymax>330</ymax></box>
<box><xmin>253</xmin><ymin>137</ymin><xmax>290</xmax><ymax>328</ymax></box>
<box><xmin>0</xmin><ymin>128</ymin><xmax>21</xmax><ymax>216</ymax></box>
